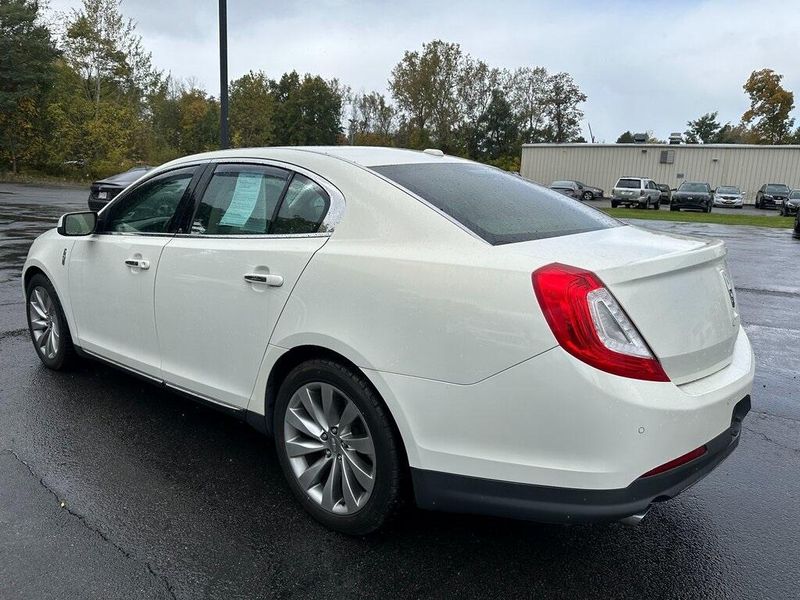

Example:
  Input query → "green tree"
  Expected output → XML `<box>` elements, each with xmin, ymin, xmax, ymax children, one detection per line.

<box><xmin>389</xmin><ymin>40</ymin><xmax>465</xmax><ymax>150</ymax></box>
<box><xmin>271</xmin><ymin>71</ymin><xmax>341</xmax><ymax>145</ymax></box>
<box><xmin>616</xmin><ymin>131</ymin><xmax>635</xmax><ymax>143</ymax></box>
<box><xmin>471</xmin><ymin>88</ymin><xmax>519</xmax><ymax>162</ymax></box>
<box><xmin>176</xmin><ymin>86</ymin><xmax>219</xmax><ymax>154</ymax></box>
<box><xmin>684</xmin><ymin>111</ymin><xmax>721</xmax><ymax>144</ymax></box>
<box><xmin>0</xmin><ymin>0</ymin><xmax>58</xmax><ymax>173</ymax></box>
<box><xmin>230</xmin><ymin>70</ymin><xmax>274</xmax><ymax>147</ymax></box>
<box><xmin>543</xmin><ymin>73</ymin><xmax>586</xmax><ymax>143</ymax></box>
<box><xmin>742</xmin><ymin>69</ymin><xmax>795</xmax><ymax>144</ymax></box>
<box><xmin>507</xmin><ymin>66</ymin><xmax>549</xmax><ymax>143</ymax></box>
<box><xmin>348</xmin><ymin>91</ymin><xmax>397</xmax><ymax>146</ymax></box>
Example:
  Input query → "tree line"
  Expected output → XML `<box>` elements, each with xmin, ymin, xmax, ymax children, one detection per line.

<box><xmin>1</xmin><ymin>0</ymin><xmax>589</xmax><ymax>178</ymax></box>
<box><xmin>616</xmin><ymin>68</ymin><xmax>797</xmax><ymax>145</ymax></box>
<box><xmin>2</xmin><ymin>0</ymin><xmax>797</xmax><ymax>181</ymax></box>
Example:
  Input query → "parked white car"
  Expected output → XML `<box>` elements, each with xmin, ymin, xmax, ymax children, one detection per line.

<box><xmin>610</xmin><ymin>176</ymin><xmax>661</xmax><ymax>209</ymax></box>
<box><xmin>23</xmin><ymin>147</ymin><xmax>753</xmax><ymax>534</ymax></box>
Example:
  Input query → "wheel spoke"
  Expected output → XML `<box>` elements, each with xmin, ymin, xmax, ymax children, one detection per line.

<box><xmin>285</xmin><ymin>406</ymin><xmax>323</xmax><ymax>439</ymax></box>
<box><xmin>320</xmin><ymin>455</ymin><xmax>341</xmax><ymax>511</ymax></box>
<box><xmin>297</xmin><ymin>455</ymin><xmax>331</xmax><ymax>490</ymax></box>
<box><xmin>341</xmin><ymin>448</ymin><xmax>374</xmax><ymax>490</ymax></box>
<box><xmin>30</xmin><ymin>317</ymin><xmax>48</xmax><ymax>330</ymax></box>
<box><xmin>341</xmin><ymin>434</ymin><xmax>374</xmax><ymax>457</ymax></box>
<box><xmin>285</xmin><ymin>436</ymin><xmax>326</xmax><ymax>458</ymax></box>
<box><xmin>46</xmin><ymin>331</ymin><xmax>55</xmax><ymax>357</ymax></box>
<box><xmin>338</xmin><ymin>400</ymin><xmax>359</xmax><ymax>430</ymax></box>
<box><xmin>38</xmin><ymin>328</ymin><xmax>50</xmax><ymax>350</ymax></box>
<box><xmin>298</xmin><ymin>387</ymin><xmax>328</xmax><ymax>430</ymax></box>
<box><xmin>31</xmin><ymin>290</ymin><xmax>47</xmax><ymax>319</ymax></box>
<box><xmin>320</xmin><ymin>384</ymin><xmax>337</xmax><ymax>428</ymax></box>
<box><xmin>340</xmin><ymin>457</ymin><xmax>360</xmax><ymax>511</ymax></box>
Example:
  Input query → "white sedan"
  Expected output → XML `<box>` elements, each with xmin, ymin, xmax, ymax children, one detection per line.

<box><xmin>23</xmin><ymin>147</ymin><xmax>753</xmax><ymax>534</ymax></box>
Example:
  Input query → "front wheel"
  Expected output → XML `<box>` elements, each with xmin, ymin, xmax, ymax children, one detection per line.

<box><xmin>670</xmin><ymin>206</ymin><xmax>679</xmax><ymax>212</ymax></box>
<box><xmin>25</xmin><ymin>274</ymin><xmax>75</xmax><ymax>370</ymax></box>
<box><xmin>274</xmin><ymin>359</ymin><xmax>403</xmax><ymax>535</ymax></box>
<box><xmin>582</xmin><ymin>191</ymin><xmax>594</xmax><ymax>201</ymax></box>
<box><xmin>611</xmin><ymin>201</ymin><xmax>619</xmax><ymax>208</ymax></box>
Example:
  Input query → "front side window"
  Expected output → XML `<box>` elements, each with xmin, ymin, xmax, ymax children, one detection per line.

<box><xmin>104</xmin><ymin>168</ymin><xmax>195</xmax><ymax>233</ymax></box>
<box><xmin>271</xmin><ymin>174</ymin><xmax>331</xmax><ymax>235</ymax></box>
<box><xmin>373</xmin><ymin>162</ymin><xmax>619</xmax><ymax>245</ymax></box>
<box><xmin>191</xmin><ymin>165</ymin><xmax>290</xmax><ymax>235</ymax></box>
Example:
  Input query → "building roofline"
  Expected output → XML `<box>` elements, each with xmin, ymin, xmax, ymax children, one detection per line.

<box><xmin>522</xmin><ymin>143</ymin><xmax>800</xmax><ymax>149</ymax></box>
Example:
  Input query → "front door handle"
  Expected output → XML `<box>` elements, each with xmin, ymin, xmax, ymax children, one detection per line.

<box><xmin>125</xmin><ymin>258</ymin><xmax>150</xmax><ymax>270</ymax></box>
<box><xmin>244</xmin><ymin>273</ymin><xmax>283</xmax><ymax>287</ymax></box>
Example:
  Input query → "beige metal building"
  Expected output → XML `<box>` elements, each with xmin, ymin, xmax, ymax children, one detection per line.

<box><xmin>520</xmin><ymin>143</ymin><xmax>800</xmax><ymax>205</ymax></box>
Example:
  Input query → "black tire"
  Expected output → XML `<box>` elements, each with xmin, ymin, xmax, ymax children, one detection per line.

<box><xmin>653</xmin><ymin>200</ymin><xmax>660</xmax><ymax>210</ymax></box>
<box><xmin>736</xmin><ymin>205</ymin><xmax>743</xmax><ymax>209</ymax></box>
<box><xmin>755</xmin><ymin>198</ymin><xmax>761</xmax><ymax>209</ymax></box>
<box><xmin>582</xmin><ymin>191</ymin><xmax>593</xmax><ymax>201</ymax></box>
<box><xmin>611</xmin><ymin>201</ymin><xmax>619</xmax><ymax>208</ymax></box>
<box><xmin>274</xmin><ymin>359</ymin><xmax>403</xmax><ymax>535</ymax></box>
<box><xmin>780</xmin><ymin>206</ymin><xmax>786</xmax><ymax>217</ymax></box>
<box><xmin>25</xmin><ymin>273</ymin><xmax>75</xmax><ymax>370</ymax></box>
<box><xmin>707</xmin><ymin>204</ymin><xmax>712</xmax><ymax>213</ymax></box>
<box><xmin>670</xmin><ymin>206</ymin><xmax>679</xmax><ymax>212</ymax></box>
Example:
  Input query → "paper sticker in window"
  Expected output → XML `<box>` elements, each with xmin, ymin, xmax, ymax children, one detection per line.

<box><xmin>219</xmin><ymin>173</ymin><xmax>263</xmax><ymax>226</ymax></box>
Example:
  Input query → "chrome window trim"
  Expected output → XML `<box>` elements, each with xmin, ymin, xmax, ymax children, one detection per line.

<box><xmin>181</xmin><ymin>157</ymin><xmax>345</xmax><ymax>238</ymax></box>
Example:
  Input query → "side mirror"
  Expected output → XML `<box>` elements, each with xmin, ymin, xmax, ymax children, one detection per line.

<box><xmin>57</xmin><ymin>212</ymin><xmax>97</xmax><ymax>236</ymax></box>
<box><xmin>741</xmin><ymin>191</ymin><xmax>747</xmax><ymax>197</ymax></box>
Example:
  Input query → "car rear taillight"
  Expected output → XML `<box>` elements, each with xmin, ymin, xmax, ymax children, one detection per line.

<box><xmin>640</xmin><ymin>445</ymin><xmax>707</xmax><ymax>477</ymax></box>
<box><xmin>532</xmin><ymin>263</ymin><xmax>670</xmax><ymax>382</ymax></box>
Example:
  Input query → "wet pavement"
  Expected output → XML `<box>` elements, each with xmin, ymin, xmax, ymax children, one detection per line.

<box><xmin>1</xmin><ymin>183</ymin><xmax>798</xmax><ymax>599</ymax></box>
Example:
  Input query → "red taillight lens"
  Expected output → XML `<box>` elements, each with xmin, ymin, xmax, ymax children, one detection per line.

<box><xmin>532</xmin><ymin>263</ymin><xmax>670</xmax><ymax>382</ymax></box>
<box><xmin>640</xmin><ymin>446</ymin><xmax>707</xmax><ymax>478</ymax></box>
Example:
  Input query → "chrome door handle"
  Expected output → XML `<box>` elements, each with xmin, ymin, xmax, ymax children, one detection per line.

<box><xmin>244</xmin><ymin>273</ymin><xmax>283</xmax><ymax>287</ymax></box>
<box><xmin>125</xmin><ymin>258</ymin><xmax>150</xmax><ymax>270</ymax></box>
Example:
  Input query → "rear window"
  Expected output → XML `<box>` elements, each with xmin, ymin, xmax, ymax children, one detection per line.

<box><xmin>615</xmin><ymin>178</ymin><xmax>641</xmax><ymax>189</ymax></box>
<box><xmin>371</xmin><ymin>163</ymin><xmax>619</xmax><ymax>245</ymax></box>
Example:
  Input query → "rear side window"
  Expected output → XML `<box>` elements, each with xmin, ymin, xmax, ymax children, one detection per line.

<box><xmin>616</xmin><ymin>178</ymin><xmax>641</xmax><ymax>189</ymax></box>
<box><xmin>191</xmin><ymin>165</ymin><xmax>289</xmax><ymax>235</ymax></box>
<box><xmin>372</xmin><ymin>163</ymin><xmax>619</xmax><ymax>245</ymax></box>
<box><xmin>271</xmin><ymin>174</ymin><xmax>330</xmax><ymax>235</ymax></box>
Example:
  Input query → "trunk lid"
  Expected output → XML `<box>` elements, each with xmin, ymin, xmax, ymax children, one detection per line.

<box><xmin>504</xmin><ymin>225</ymin><xmax>740</xmax><ymax>384</ymax></box>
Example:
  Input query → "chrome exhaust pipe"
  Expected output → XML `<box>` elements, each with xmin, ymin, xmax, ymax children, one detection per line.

<box><xmin>619</xmin><ymin>510</ymin><xmax>648</xmax><ymax>526</ymax></box>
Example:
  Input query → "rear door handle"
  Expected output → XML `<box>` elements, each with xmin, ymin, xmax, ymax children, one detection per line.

<box><xmin>125</xmin><ymin>258</ymin><xmax>150</xmax><ymax>270</ymax></box>
<box><xmin>244</xmin><ymin>273</ymin><xmax>283</xmax><ymax>287</ymax></box>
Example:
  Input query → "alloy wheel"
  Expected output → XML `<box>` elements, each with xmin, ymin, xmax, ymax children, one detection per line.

<box><xmin>28</xmin><ymin>286</ymin><xmax>60</xmax><ymax>360</ymax></box>
<box><xmin>283</xmin><ymin>382</ymin><xmax>376</xmax><ymax>515</ymax></box>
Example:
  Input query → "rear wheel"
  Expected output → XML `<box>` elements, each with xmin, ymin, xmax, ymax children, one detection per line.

<box><xmin>25</xmin><ymin>274</ymin><xmax>75</xmax><ymax>370</ymax></box>
<box><xmin>274</xmin><ymin>359</ymin><xmax>403</xmax><ymax>535</ymax></box>
<box><xmin>611</xmin><ymin>201</ymin><xmax>619</xmax><ymax>208</ymax></box>
<box><xmin>671</xmin><ymin>206</ymin><xmax>679</xmax><ymax>212</ymax></box>
<box><xmin>582</xmin><ymin>191</ymin><xmax>594</xmax><ymax>201</ymax></box>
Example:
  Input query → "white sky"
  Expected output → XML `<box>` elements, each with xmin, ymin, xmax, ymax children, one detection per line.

<box><xmin>47</xmin><ymin>0</ymin><xmax>800</xmax><ymax>142</ymax></box>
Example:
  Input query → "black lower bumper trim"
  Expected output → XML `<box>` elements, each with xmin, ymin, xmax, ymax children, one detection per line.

<box><xmin>412</xmin><ymin>395</ymin><xmax>750</xmax><ymax>524</ymax></box>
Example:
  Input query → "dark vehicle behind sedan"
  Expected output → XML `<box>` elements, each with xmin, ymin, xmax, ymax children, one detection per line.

<box><xmin>657</xmin><ymin>184</ymin><xmax>671</xmax><ymax>204</ymax></box>
<box><xmin>780</xmin><ymin>190</ymin><xmax>800</xmax><ymax>217</ymax></box>
<box><xmin>670</xmin><ymin>181</ymin><xmax>713</xmax><ymax>212</ymax></box>
<box><xmin>88</xmin><ymin>166</ymin><xmax>151</xmax><ymax>211</ymax></box>
<box><xmin>755</xmin><ymin>183</ymin><xmax>790</xmax><ymax>210</ymax></box>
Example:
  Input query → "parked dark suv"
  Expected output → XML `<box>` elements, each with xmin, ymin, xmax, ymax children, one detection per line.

<box><xmin>657</xmin><ymin>184</ymin><xmax>671</xmax><ymax>204</ymax></box>
<box><xmin>670</xmin><ymin>181</ymin><xmax>713</xmax><ymax>212</ymax></box>
<box><xmin>755</xmin><ymin>183</ymin><xmax>790</xmax><ymax>210</ymax></box>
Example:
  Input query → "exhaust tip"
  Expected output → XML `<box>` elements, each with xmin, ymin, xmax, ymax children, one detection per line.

<box><xmin>619</xmin><ymin>510</ymin><xmax>649</xmax><ymax>526</ymax></box>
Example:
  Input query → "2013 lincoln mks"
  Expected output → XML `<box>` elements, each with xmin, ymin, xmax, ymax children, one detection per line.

<box><xmin>23</xmin><ymin>147</ymin><xmax>753</xmax><ymax>534</ymax></box>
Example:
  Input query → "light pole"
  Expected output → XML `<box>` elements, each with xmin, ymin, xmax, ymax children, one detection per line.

<box><xmin>218</xmin><ymin>0</ymin><xmax>229</xmax><ymax>149</ymax></box>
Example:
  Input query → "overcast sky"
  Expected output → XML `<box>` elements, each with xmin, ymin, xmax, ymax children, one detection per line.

<box><xmin>47</xmin><ymin>0</ymin><xmax>800</xmax><ymax>142</ymax></box>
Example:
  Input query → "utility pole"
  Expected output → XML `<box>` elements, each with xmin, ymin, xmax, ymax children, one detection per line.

<box><xmin>218</xmin><ymin>0</ymin><xmax>229</xmax><ymax>149</ymax></box>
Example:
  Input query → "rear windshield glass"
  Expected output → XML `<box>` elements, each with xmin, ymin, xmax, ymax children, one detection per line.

<box><xmin>615</xmin><ymin>178</ymin><xmax>641</xmax><ymax>189</ymax></box>
<box><xmin>371</xmin><ymin>163</ymin><xmax>619</xmax><ymax>245</ymax></box>
<box><xmin>766</xmin><ymin>184</ymin><xmax>790</xmax><ymax>194</ymax></box>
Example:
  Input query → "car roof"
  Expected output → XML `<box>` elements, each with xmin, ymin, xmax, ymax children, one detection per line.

<box><xmin>164</xmin><ymin>146</ymin><xmax>470</xmax><ymax>169</ymax></box>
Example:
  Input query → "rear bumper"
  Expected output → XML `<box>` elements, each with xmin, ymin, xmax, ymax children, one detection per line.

<box><xmin>412</xmin><ymin>395</ymin><xmax>750</xmax><ymax>523</ymax></box>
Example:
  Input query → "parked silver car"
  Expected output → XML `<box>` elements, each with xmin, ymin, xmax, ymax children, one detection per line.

<box><xmin>713</xmin><ymin>186</ymin><xmax>745</xmax><ymax>209</ymax></box>
<box><xmin>549</xmin><ymin>180</ymin><xmax>581</xmax><ymax>199</ymax></box>
<box><xmin>611</xmin><ymin>177</ymin><xmax>661</xmax><ymax>209</ymax></box>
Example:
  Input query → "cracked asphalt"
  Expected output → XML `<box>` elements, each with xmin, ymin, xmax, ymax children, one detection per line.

<box><xmin>1</xmin><ymin>183</ymin><xmax>799</xmax><ymax>599</ymax></box>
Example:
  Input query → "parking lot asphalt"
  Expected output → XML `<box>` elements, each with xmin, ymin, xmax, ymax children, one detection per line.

<box><xmin>1</xmin><ymin>183</ymin><xmax>799</xmax><ymax>600</ymax></box>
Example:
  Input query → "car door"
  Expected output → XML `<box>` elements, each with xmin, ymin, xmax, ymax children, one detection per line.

<box><xmin>154</xmin><ymin>161</ymin><xmax>338</xmax><ymax>409</ymax></box>
<box><xmin>69</xmin><ymin>165</ymin><xmax>202</xmax><ymax>378</ymax></box>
